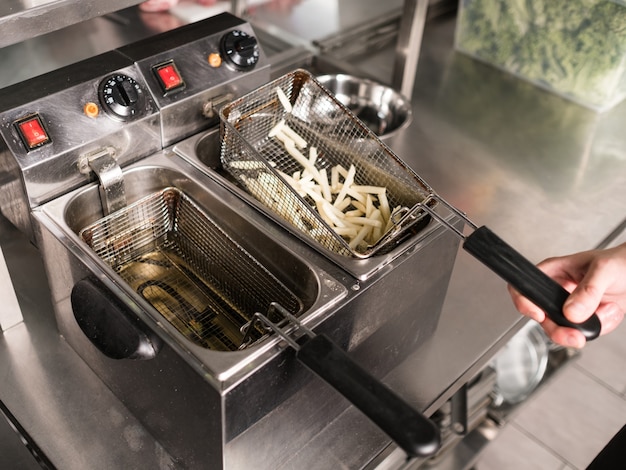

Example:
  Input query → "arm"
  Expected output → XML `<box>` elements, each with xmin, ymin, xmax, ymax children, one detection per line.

<box><xmin>508</xmin><ymin>243</ymin><xmax>626</xmax><ymax>348</ymax></box>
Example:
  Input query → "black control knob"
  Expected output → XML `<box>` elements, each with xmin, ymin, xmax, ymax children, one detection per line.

<box><xmin>220</xmin><ymin>30</ymin><xmax>260</xmax><ymax>70</ymax></box>
<box><xmin>98</xmin><ymin>74</ymin><xmax>146</xmax><ymax>121</ymax></box>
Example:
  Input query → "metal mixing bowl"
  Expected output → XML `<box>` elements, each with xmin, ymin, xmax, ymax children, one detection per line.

<box><xmin>316</xmin><ymin>74</ymin><xmax>413</xmax><ymax>139</ymax></box>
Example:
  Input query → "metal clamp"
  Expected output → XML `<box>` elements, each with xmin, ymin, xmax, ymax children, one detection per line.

<box><xmin>396</xmin><ymin>193</ymin><xmax>476</xmax><ymax>240</ymax></box>
<box><xmin>78</xmin><ymin>147</ymin><xmax>126</xmax><ymax>216</ymax></box>
<box><xmin>240</xmin><ymin>303</ymin><xmax>304</xmax><ymax>350</ymax></box>
<box><xmin>202</xmin><ymin>93</ymin><xmax>234</xmax><ymax>119</ymax></box>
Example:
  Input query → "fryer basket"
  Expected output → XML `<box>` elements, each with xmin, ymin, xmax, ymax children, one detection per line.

<box><xmin>219</xmin><ymin>69</ymin><xmax>434</xmax><ymax>258</ymax></box>
<box><xmin>79</xmin><ymin>187</ymin><xmax>303</xmax><ymax>351</ymax></box>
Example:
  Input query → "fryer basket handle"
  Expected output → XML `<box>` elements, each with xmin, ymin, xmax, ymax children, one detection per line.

<box><xmin>296</xmin><ymin>334</ymin><xmax>441</xmax><ymax>458</ymax></box>
<box><xmin>463</xmin><ymin>226</ymin><xmax>601</xmax><ymax>341</ymax></box>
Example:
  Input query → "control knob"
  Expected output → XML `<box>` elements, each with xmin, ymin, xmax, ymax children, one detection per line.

<box><xmin>220</xmin><ymin>30</ymin><xmax>260</xmax><ymax>70</ymax></box>
<box><xmin>98</xmin><ymin>74</ymin><xmax>146</xmax><ymax>121</ymax></box>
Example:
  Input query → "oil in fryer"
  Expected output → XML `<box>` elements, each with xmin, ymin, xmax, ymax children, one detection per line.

<box><xmin>80</xmin><ymin>188</ymin><xmax>303</xmax><ymax>351</ymax></box>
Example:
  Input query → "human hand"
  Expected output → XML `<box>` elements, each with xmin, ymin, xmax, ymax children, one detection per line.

<box><xmin>139</xmin><ymin>0</ymin><xmax>218</xmax><ymax>13</ymax></box>
<box><xmin>508</xmin><ymin>243</ymin><xmax>626</xmax><ymax>348</ymax></box>
<box><xmin>246</xmin><ymin>0</ymin><xmax>302</xmax><ymax>14</ymax></box>
<box><xmin>140</xmin><ymin>0</ymin><xmax>181</xmax><ymax>12</ymax></box>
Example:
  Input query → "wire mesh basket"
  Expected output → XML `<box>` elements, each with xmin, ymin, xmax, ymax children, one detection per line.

<box><xmin>219</xmin><ymin>69</ymin><xmax>434</xmax><ymax>258</ymax></box>
<box><xmin>79</xmin><ymin>187</ymin><xmax>303</xmax><ymax>351</ymax></box>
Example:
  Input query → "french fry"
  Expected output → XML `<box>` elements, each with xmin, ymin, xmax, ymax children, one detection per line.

<box><xmin>349</xmin><ymin>225</ymin><xmax>372</xmax><ymax>250</ymax></box>
<box><xmin>281</xmin><ymin>123</ymin><xmax>307</xmax><ymax>149</ymax></box>
<box><xmin>365</xmin><ymin>194</ymin><xmax>375</xmax><ymax>217</ymax></box>
<box><xmin>345</xmin><ymin>186</ymin><xmax>366</xmax><ymax>204</ymax></box>
<box><xmin>352</xmin><ymin>200</ymin><xmax>367</xmax><ymax>213</ymax></box>
<box><xmin>333</xmin><ymin>227</ymin><xmax>359</xmax><ymax>238</ymax></box>
<box><xmin>345</xmin><ymin>209</ymin><xmax>364</xmax><ymax>217</ymax></box>
<box><xmin>275</xmin><ymin>87</ymin><xmax>292</xmax><ymax>113</ymax></box>
<box><xmin>351</xmin><ymin>184</ymin><xmax>387</xmax><ymax>195</ymax></box>
<box><xmin>257</xmin><ymin>107</ymin><xmax>410</xmax><ymax>252</ymax></box>
<box><xmin>335</xmin><ymin>197</ymin><xmax>352</xmax><ymax>212</ymax></box>
<box><xmin>268</xmin><ymin>119</ymin><xmax>285</xmax><ymax>137</ymax></box>
<box><xmin>333</xmin><ymin>164</ymin><xmax>356</xmax><ymax>208</ymax></box>
<box><xmin>318</xmin><ymin>168</ymin><xmax>332</xmax><ymax>202</ymax></box>
<box><xmin>331</xmin><ymin>166</ymin><xmax>340</xmax><ymax>192</ymax></box>
<box><xmin>336</xmin><ymin>165</ymin><xmax>349</xmax><ymax>179</ymax></box>
<box><xmin>345</xmin><ymin>215</ymin><xmax>383</xmax><ymax>228</ymax></box>
<box><xmin>378</xmin><ymin>189</ymin><xmax>391</xmax><ymax>221</ymax></box>
<box><xmin>229</xmin><ymin>161</ymin><xmax>269</xmax><ymax>170</ymax></box>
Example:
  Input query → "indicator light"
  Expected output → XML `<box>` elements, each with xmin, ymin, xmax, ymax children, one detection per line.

<box><xmin>208</xmin><ymin>53</ymin><xmax>222</xmax><ymax>68</ymax></box>
<box><xmin>84</xmin><ymin>102</ymin><xmax>100</xmax><ymax>118</ymax></box>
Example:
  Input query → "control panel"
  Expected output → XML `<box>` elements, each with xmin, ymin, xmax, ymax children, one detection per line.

<box><xmin>0</xmin><ymin>52</ymin><xmax>160</xmax><ymax>228</ymax></box>
<box><xmin>118</xmin><ymin>13</ymin><xmax>270</xmax><ymax>147</ymax></box>
<box><xmin>0</xmin><ymin>12</ymin><xmax>269</xmax><ymax>239</ymax></box>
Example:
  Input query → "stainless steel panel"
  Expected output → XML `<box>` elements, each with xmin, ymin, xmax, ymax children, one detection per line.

<box><xmin>0</xmin><ymin>0</ymin><xmax>144</xmax><ymax>48</ymax></box>
<box><xmin>0</xmin><ymin>245</ymin><xmax>22</xmax><ymax>331</ymax></box>
<box><xmin>391</xmin><ymin>0</ymin><xmax>428</xmax><ymax>98</ymax></box>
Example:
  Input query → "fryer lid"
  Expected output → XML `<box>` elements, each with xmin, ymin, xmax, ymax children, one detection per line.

<box><xmin>219</xmin><ymin>69</ymin><xmax>434</xmax><ymax>258</ymax></box>
<box><xmin>79</xmin><ymin>187</ymin><xmax>303</xmax><ymax>351</ymax></box>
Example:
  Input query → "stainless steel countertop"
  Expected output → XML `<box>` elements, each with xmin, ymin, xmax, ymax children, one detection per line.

<box><xmin>2</xmin><ymin>8</ymin><xmax>626</xmax><ymax>470</ymax></box>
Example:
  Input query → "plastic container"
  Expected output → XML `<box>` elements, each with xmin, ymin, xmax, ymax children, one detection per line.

<box><xmin>455</xmin><ymin>0</ymin><xmax>626</xmax><ymax>112</ymax></box>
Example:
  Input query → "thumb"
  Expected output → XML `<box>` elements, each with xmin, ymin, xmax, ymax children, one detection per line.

<box><xmin>563</xmin><ymin>275</ymin><xmax>608</xmax><ymax>323</ymax></box>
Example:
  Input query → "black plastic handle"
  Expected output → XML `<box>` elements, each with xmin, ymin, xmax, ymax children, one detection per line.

<box><xmin>463</xmin><ymin>226</ymin><xmax>601</xmax><ymax>341</ymax></box>
<box><xmin>296</xmin><ymin>334</ymin><xmax>441</xmax><ymax>458</ymax></box>
<box><xmin>71</xmin><ymin>276</ymin><xmax>163</xmax><ymax>360</ymax></box>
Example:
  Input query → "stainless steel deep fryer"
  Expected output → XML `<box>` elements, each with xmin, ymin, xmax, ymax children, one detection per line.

<box><xmin>0</xmin><ymin>14</ymin><xmax>469</xmax><ymax>468</ymax></box>
<box><xmin>79</xmin><ymin>187</ymin><xmax>303</xmax><ymax>351</ymax></box>
<box><xmin>220</xmin><ymin>68</ymin><xmax>434</xmax><ymax>258</ymax></box>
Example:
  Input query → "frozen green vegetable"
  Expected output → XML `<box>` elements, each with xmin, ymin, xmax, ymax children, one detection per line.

<box><xmin>456</xmin><ymin>0</ymin><xmax>626</xmax><ymax>110</ymax></box>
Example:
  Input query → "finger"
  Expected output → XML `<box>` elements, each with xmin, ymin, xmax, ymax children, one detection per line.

<box><xmin>595</xmin><ymin>302</ymin><xmax>625</xmax><ymax>336</ymax></box>
<box><xmin>548</xmin><ymin>327</ymin><xmax>586</xmax><ymax>349</ymax></box>
<box><xmin>535</xmin><ymin>257</ymin><xmax>586</xmax><ymax>293</ymax></box>
<box><xmin>507</xmin><ymin>284</ymin><xmax>546</xmax><ymax>323</ymax></box>
<box><xmin>139</xmin><ymin>0</ymin><xmax>178</xmax><ymax>12</ymax></box>
<box><xmin>536</xmin><ymin>302</ymin><xmax>623</xmax><ymax>347</ymax></box>
<box><xmin>563</xmin><ymin>260</ymin><xmax>623</xmax><ymax>322</ymax></box>
<box><xmin>539</xmin><ymin>317</ymin><xmax>586</xmax><ymax>349</ymax></box>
